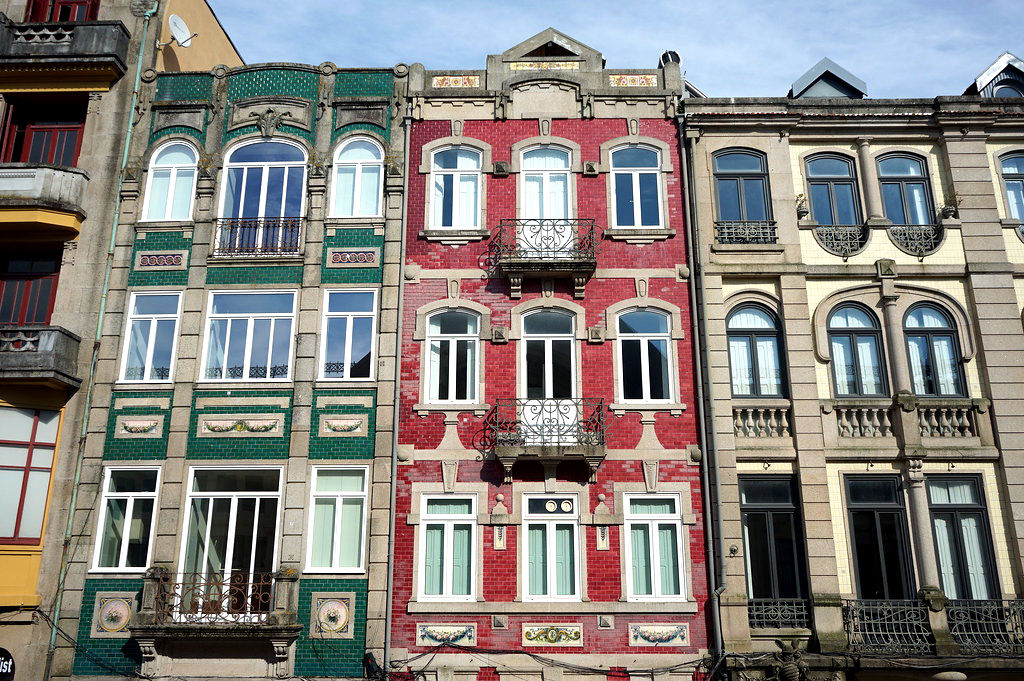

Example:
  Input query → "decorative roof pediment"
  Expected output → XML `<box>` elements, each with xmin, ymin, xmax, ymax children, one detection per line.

<box><xmin>788</xmin><ymin>57</ymin><xmax>866</xmax><ymax>99</ymax></box>
<box><xmin>965</xmin><ymin>51</ymin><xmax>1024</xmax><ymax>97</ymax></box>
<box><xmin>497</xmin><ymin>28</ymin><xmax>603</xmax><ymax>71</ymax></box>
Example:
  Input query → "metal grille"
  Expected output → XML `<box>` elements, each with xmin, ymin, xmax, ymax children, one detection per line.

<box><xmin>815</xmin><ymin>224</ymin><xmax>867</xmax><ymax>258</ymax></box>
<box><xmin>714</xmin><ymin>220</ymin><xmax>777</xmax><ymax>245</ymax></box>
<box><xmin>487</xmin><ymin>398</ymin><xmax>606</xmax><ymax>448</ymax></box>
<box><xmin>748</xmin><ymin>598</ymin><xmax>811</xmax><ymax>629</ymax></box>
<box><xmin>843</xmin><ymin>599</ymin><xmax>934</xmax><ymax>655</ymax></box>
<box><xmin>948</xmin><ymin>599</ymin><xmax>1024</xmax><ymax>655</ymax></box>
<box><xmin>154</xmin><ymin>571</ymin><xmax>275</xmax><ymax>624</ymax></box>
<box><xmin>213</xmin><ymin>217</ymin><xmax>302</xmax><ymax>257</ymax></box>
<box><xmin>491</xmin><ymin>219</ymin><xmax>598</xmax><ymax>262</ymax></box>
<box><xmin>888</xmin><ymin>224</ymin><xmax>943</xmax><ymax>257</ymax></box>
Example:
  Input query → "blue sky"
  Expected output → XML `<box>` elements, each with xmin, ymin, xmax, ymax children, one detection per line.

<box><xmin>208</xmin><ymin>0</ymin><xmax>1018</xmax><ymax>97</ymax></box>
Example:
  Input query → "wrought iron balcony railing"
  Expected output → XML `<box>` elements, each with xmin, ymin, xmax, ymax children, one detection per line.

<box><xmin>491</xmin><ymin>218</ymin><xmax>598</xmax><ymax>262</ymax></box>
<box><xmin>213</xmin><ymin>217</ymin><xmax>302</xmax><ymax>257</ymax></box>
<box><xmin>843</xmin><ymin>599</ymin><xmax>934</xmax><ymax>655</ymax></box>
<box><xmin>748</xmin><ymin>598</ymin><xmax>811</xmax><ymax>629</ymax></box>
<box><xmin>814</xmin><ymin>224</ymin><xmax>868</xmax><ymax>258</ymax></box>
<box><xmin>713</xmin><ymin>220</ymin><xmax>777</xmax><ymax>245</ymax></box>
<box><xmin>888</xmin><ymin>223</ymin><xmax>943</xmax><ymax>258</ymax></box>
<box><xmin>948</xmin><ymin>599</ymin><xmax>1024</xmax><ymax>655</ymax></box>
<box><xmin>154</xmin><ymin>571</ymin><xmax>275</xmax><ymax>625</ymax></box>
<box><xmin>488</xmin><ymin>398</ymin><xmax>606</xmax><ymax>448</ymax></box>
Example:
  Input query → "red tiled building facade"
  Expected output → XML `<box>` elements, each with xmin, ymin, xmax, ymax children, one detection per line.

<box><xmin>390</xmin><ymin>30</ymin><xmax>709</xmax><ymax>680</ymax></box>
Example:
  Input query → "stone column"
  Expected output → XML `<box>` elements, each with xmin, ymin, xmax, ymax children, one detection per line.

<box><xmin>856</xmin><ymin>137</ymin><xmax>885</xmax><ymax>222</ymax></box>
<box><xmin>904</xmin><ymin>460</ymin><xmax>941</xmax><ymax>592</ymax></box>
<box><xmin>878</xmin><ymin>276</ymin><xmax>912</xmax><ymax>394</ymax></box>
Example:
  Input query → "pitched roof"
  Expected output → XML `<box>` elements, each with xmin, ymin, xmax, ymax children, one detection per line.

<box><xmin>965</xmin><ymin>51</ymin><xmax>1024</xmax><ymax>95</ymax></box>
<box><xmin>789</xmin><ymin>57</ymin><xmax>867</xmax><ymax>98</ymax></box>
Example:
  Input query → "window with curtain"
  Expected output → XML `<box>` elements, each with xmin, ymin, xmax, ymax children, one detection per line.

<box><xmin>144</xmin><ymin>142</ymin><xmax>198</xmax><ymax>221</ymax></box>
<box><xmin>806</xmin><ymin>155</ymin><xmax>861</xmax><ymax>225</ymax></box>
<box><xmin>120</xmin><ymin>292</ymin><xmax>181</xmax><ymax>382</ymax></box>
<box><xmin>927</xmin><ymin>476</ymin><xmax>997</xmax><ymax>600</ymax></box>
<box><xmin>523</xmin><ymin>494</ymin><xmax>579</xmax><ymax>601</ymax></box>
<box><xmin>331</xmin><ymin>138</ymin><xmax>383</xmax><ymax>217</ymax></box>
<box><xmin>713</xmin><ymin>150</ymin><xmax>770</xmax><ymax>221</ymax></box>
<box><xmin>419</xmin><ymin>496</ymin><xmax>475</xmax><ymax>600</ymax></box>
<box><xmin>740</xmin><ymin>477</ymin><xmax>806</xmax><ymax>604</ymax></box>
<box><xmin>0</xmin><ymin>407</ymin><xmax>59</xmax><ymax>544</ymax></box>
<box><xmin>727</xmin><ymin>305</ymin><xmax>785</xmax><ymax>397</ymax></box>
<box><xmin>426</xmin><ymin>310</ymin><xmax>479</xmax><ymax>403</ymax></box>
<box><xmin>1000</xmin><ymin>154</ymin><xmax>1024</xmax><ymax>221</ymax></box>
<box><xmin>878</xmin><ymin>155</ymin><xmax>934</xmax><ymax>226</ymax></box>
<box><xmin>521</xmin><ymin>146</ymin><xmax>571</xmax><ymax>220</ymax></box>
<box><xmin>611</xmin><ymin>146</ymin><xmax>661</xmax><ymax>228</ymax></box>
<box><xmin>92</xmin><ymin>468</ymin><xmax>159</xmax><ymax>571</ymax></box>
<box><xmin>202</xmin><ymin>291</ymin><xmax>296</xmax><ymax>381</ymax></box>
<box><xmin>0</xmin><ymin>251</ymin><xmax>60</xmax><ymax>325</ymax></box>
<box><xmin>431</xmin><ymin>147</ymin><xmax>481</xmax><ymax>229</ymax></box>
<box><xmin>827</xmin><ymin>304</ymin><xmax>886</xmax><ymax>397</ymax></box>
<box><xmin>307</xmin><ymin>467</ymin><xmax>367</xmax><ymax>572</ymax></box>
<box><xmin>904</xmin><ymin>304</ymin><xmax>965</xmax><ymax>397</ymax></box>
<box><xmin>321</xmin><ymin>290</ymin><xmax>376</xmax><ymax>380</ymax></box>
<box><xmin>846</xmin><ymin>476</ymin><xmax>915</xmax><ymax>599</ymax></box>
<box><xmin>618</xmin><ymin>309</ymin><xmax>672</xmax><ymax>402</ymax></box>
<box><xmin>624</xmin><ymin>495</ymin><xmax>684</xmax><ymax>601</ymax></box>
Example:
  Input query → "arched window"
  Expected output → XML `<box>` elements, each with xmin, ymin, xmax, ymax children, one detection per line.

<box><xmin>617</xmin><ymin>309</ymin><xmax>672</xmax><ymax>402</ymax></box>
<box><xmin>727</xmin><ymin>305</ymin><xmax>784</xmax><ymax>397</ymax></box>
<box><xmin>806</xmin><ymin>155</ymin><xmax>861</xmax><ymax>225</ymax></box>
<box><xmin>611</xmin><ymin>146</ymin><xmax>661</xmax><ymax>228</ymax></box>
<box><xmin>331</xmin><ymin>138</ymin><xmax>383</xmax><ymax>218</ymax></box>
<box><xmin>713</xmin><ymin>150</ymin><xmax>770</xmax><ymax>222</ymax></box>
<box><xmin>431</xmin><ymin>147</ymin><xmax>481</xmax><ymax>229</ymax></box>
<box><xmin>994</xmin><ymin>84</ymin><xmax>1024</xmax><ymax>98</ymax></box>
<box><xmin>426</xmin><ymin>310</ymin><xmax>479</xmax><ymax>403</ymax></box>
<box><xmin>878</xmin><ymin>155</ymin><xmax>934</xmax><ymax>226</ymax></box>
<box><xmin>1000</xmin><ymin>153</ymin><xmax>1024</xmax><ymax>221</ymax></box>
<box><xmin>522</xmin><ymin>146</ymin><xmax>571</xmax><ymax>221</ymax></box>
<box><xmin>904</xmin><ymin>304</ymin><xmax>964</xmax><ymax>396</ymax></box>
<box><xmin>143</xmin><ymin>142</ymin><xmax>198</xmax><ymax>222</ymax></box>
<box><xmin>828</xmin><ymin>304</ymin><xmax>886</xmax><ymax>397</ymax></box>
<box><xmin>218</xmin><ymin>140</ymin><xmax>307</xmax><ymax>255</ymax></box>
<box><xmin>522</xmin><ymin>310</ymin><xmax>575</xmax><ymax>400</ymax></box>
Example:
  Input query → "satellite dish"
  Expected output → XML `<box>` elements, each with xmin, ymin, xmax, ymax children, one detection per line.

<box><xmin>168</xmin><ymin>14</ymin><xmax>194</xmax><ymax>48</ymax></box>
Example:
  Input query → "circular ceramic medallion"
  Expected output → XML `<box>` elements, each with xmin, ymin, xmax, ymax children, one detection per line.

<box><xmin>560</xmin><ymin>500</ymin><xmax>572</xmax><ymax>512</ymax></box>
<box><xmin>315</xmin><ymin>598</ymin><xmax>350</xmax><ymax>633</ymax></box>
<box><xmin>97</xmin><ymin>599</ymin><xmax>131</xmax><ymax>633</ymax></box>
<box><xmin>545</xmin><ymin>500</ymin><xmax>557</xmax><ymax>512</ymax></box>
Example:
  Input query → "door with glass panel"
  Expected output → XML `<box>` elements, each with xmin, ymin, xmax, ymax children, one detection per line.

<box><xmin>524</xmin><ymin>495</ymin><xmax>579</xmax><ymax>601</ymax></box>
<box><xmin>846</xmin><ymin>476</ymin><xmax>915</xmax><ymax>600</ymax></box>
<box><xmin>520</xmin><ymin>146</ymin><xmax>572</xmax><ymax>258</ymax></box>
<box><xmin>179</xmin><ymin>469</ymin><xmax>280</xmax><ymax>622</ymax></box>
<box><xmin>928</xmin><ymin>477</ymin><xmax>998</xmax><ymax>600</ymax></box>
<box><xmin>521</xmin><ymin>311</ymin><xmax>577</xmax><ymax>444</ymax></box>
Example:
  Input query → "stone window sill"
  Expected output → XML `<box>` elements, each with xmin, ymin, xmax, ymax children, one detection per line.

<box><xmin>608</xmin><ymin>402</ymin><xmax>686</xmax><ymax>416</ymax></box>
<box><xmin>418</xmin><ymin>228</ymin><xmax>490</xmax><ymax>246</ymax></box>
<box><xmin>413</xmin><ymin>402</ymin><xmax>490</xmax><ymax>416</ymax></box>
<box><xmin>604</xmin><ymin>228</ymin><xmax>675</xmax><ymax>244</ymax></box>
<box><xmin>406</xmin><ymin>600</ymin><xmax>699</xmax><ymax>615</ymax></box>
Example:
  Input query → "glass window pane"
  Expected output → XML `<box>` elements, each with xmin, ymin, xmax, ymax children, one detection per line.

<box><xmin>528</xmin><ymin>524</ymin><xmax>547</xmax><ymax>595</ymax></box>
<box><xmin>170</xmin><ymin>168</ymin><xmax>194</xmax><ymax>220</ymax></box>
<box><xmin>228</xmin><ymin>141</ymin><xmax>305</xmax><ymax>164</ymax></box>
<box><xmin>728</xmin><ymin>307</ymin><xmax>775</xmax><ymax>330</ymax></box>
<box><xmin>431</xmin><ymin>340</ymin><xmax>449</xmax><ymax>401</ymax></box>
<box><xmin>338</xmin><ymin>497</ymin><xmax>364</xmax><ymax>569</ymax></box>
<box><xmin>739</xmin><ymin>478</ymin><xmax>793</xmax><ymax>505</ymax></box>
<box><xmin>771</xmin><ymin>512</ymin><xmax>799</xmax><ymax>597</ymax></box>
<box><xmin>155</xmin><ymin>143</ymin><xmax>197</xmax><ymax>165</ymax></box>
<box><xmin>743</xmin><ymin>178</ymin><xmax>768</xmax><ymax>221</ymax></box>
<box><xmin>311</xmin><ymin>498</ymin><xmax>335</xmax><ymax>568</ymax></box>
<box><xmin>830</xmin><ymin>305</ymin><xmax>875</xmax><ymax>329</ymax></box>
<box><xmin>631</xmin><ymin>524</ymin><xmax>652</xmax><ymax>595</ymax></box>
<box><xmin>756</xmin><ymin>337</ymin><xmax>782</xmax><ymax>395</ymax></box>
<box><xmin>905</xmin><ymin>182</ymin><xmax>930</xmax><ymax>225</ymax></box>
<box><xmin>150</xmin><ymin>318</ymin><xmax>176</xmax><ymax>381</ymax></box>
<box><xmin>613</xmin><ymin>147</ymin><xmax>658</xmax><ymax>168</ymax></box>
<box><xmin>619</xmin><ymin>310</ymin><xmax>668</xmax><ymax>334</ymax></box>
<box><xmin>109</xmin><ymin>469</ymin><xmax>158</xmax><ymax>493</ymax></box>
<box><xmin>134</xmin><ymin>294</ymin><xmax>180</xmax><ymax>315</ymax></box>
<box><xmin>1002</xmin><ymin>155</ymin><xmax>1024</xmax><ymax>175</ymax></box>
<box><xmin>615</xmin><ymin>173</ymin><xmax>635</xmax><ymax>226</ymax></box>
<box><xmin>809</xmin><ymin>183</ymin><xmax>834</xmax><ymax>225</ymax></box>
<box><xmin>879</xmin><ymin>156</ymin><xmax>924</xmax><ymax>177</ymax></box>
<box><xmin>928</xmin><ymin>478</ymin><xmax>980</xmax><ymax>505</ymax></box>
<box><xmin>906</xmin><ymin>305</ymin><xmax>951</xmax><ymax>328</ymax></box>
<box><xmin>906</xmin><ymin>334</ymin><xmax>930</xmax><ymax>394</ymax></box>
<box><xmin>423</xmin><ymin>525</ymin><xmax>443</xmax><ymax>595</ymax></box>
<box><xmin>554</xmin><ymin>523</ymin><xmax>575</xmax><ymax>595</ymax></box>
<box><xmin>550</xmin><ymin>340</ymin><xmax>573</xmax><ymax>400</ymax></box>
<box><xmin>146</xmin><ymin>169</ymin><xmax>170</xmax><ymax>220</ymax></box>
<box><xmin>339</xmin><ymin>140</ymin><xmax>382</xmax><ymax>162</ymax></box>
<box><xmin>0</xmin><ymin>470</ymin><xmax>20</xmax><ymax>536</ymax></box>
<box><xmin>454</xmin><ymin>339</ymin><xmax>474</xmax><ymax>401</ymax></box>
<box><xmin>211</xmin><ymin>292</ymin><xmax>294</xmax><ymax>315</ymax></box>
<box><xmin>98</xmin><ymin>498</ymin><xmax>126</xmax><ymax>567</ymax></box>
<box><xmin>316</xmin><ymin>469</ymin><xmax>365</xmax><ymax>492</ymax></box>
<box><xmin>523</xmin><ymin>147</ymin><xmax>569</xmax><ymax>170</ymax></box>
<box><xmin>458</xmin><ymin>174</ymin><xmax>479</xmax><ymax>227</ymax></box>
<box><xmin>715</xmin><ymin>152</ymin><xmax>763</xmax><ymax>173</ymax></box>
<box><xmin>833</xmin><ymin>183</ymin><xmax>858</xmax><ymax>224</ymax></box>
<box><xmin>523</xmin><ymin>311</ymin><xmax>573</xmax><ymax>335</ymax></box>
<box><xmin>525</xmin><ymin>339</ymin><xmax>545</xmax><ymax>400</ymax></box>
<box><xmin>658</xmin><ymin>524</ymin><xmax>680</xmax><ymax>595</ymax></box>
<box><xmin>856</xmin><ymin>335</ymin><xmax>883</xmax><ymax>395</ymax></box>
<box><xmin>1006</xmin><ymin>180</ymin><xmax>1024</xmax><ymax>220</ymax></box>
<box><xmin>240</xmin><ymin>167</ymin><xmax>263</xmax><ymax>218</ymax></box>
<box><xmin>192</xmin><ymin>469</ymin><xmax>279</xmax><ymax>492</ymax></box>
<box><xmin>831</xmin><ymin>335</ymin><xmax>855</xmax><ymax>395</ymax></box>
<box><xmin>931</xmin><ymin>335</ymin><xmax>961</xmax><ymax>395</ymax></box>
<box><xmin>327</xmin><ymin>291</ymin><xmax>375</xmax><ymax>313</ymax></box>
<box><xmin>882</xmin><ymin>183</ymin><xmax>907</xmax><ymax>223</ymax></box>
<box><xmin>0</xmin><ymin>407</ymin><xmax>35</xmax><ymax>441</ymax></box>
<box><xmin>425</xmin><ymin>499</ymin><xmax>473</xmax><ymax>515</ymax></box>
<box><xmin>647</xmin><ymin>338</ymin><xmax>670</xmax><ymax>400</ymax></box>
<box><xmin>639</xmin><ymin>173</ymin><xmax>660</xmax><ymax>226</ymax></box>
<box><xmin>360</xmin><ymin>165</ymin><xmax>382</xmax><ymax>215</ymax></box>
<box><xmin>807</xmin><ymin>157</ymin><xmax>852</xmax><ymax>177</ymax></box>
<box><xmin>742</xmin><ymin>512</ymin><xmax>773</xmax><ymax>597</ymax></box>
<box><xmin>428</xmin><ymin>311</ymin><xmax>477</xmax><ymax>335</ymax></box>
<box><xmin>728</xmin><ymin>336</ymin><xmax>754</xmax><ymax>394</ymax></box>
<box><xmin>451</xmin><ymin>524</ymin><xmax>471</xmax><ymax>595</ymax></box>
<box><xmin>334</xmin><ymin>166</ymin><xmax>355</xmax><ymax>216</ymax></box>
<box><xmin>848</xmin><ymin>478</ymin><xmax>898</xmax><ymax>504</ymax></box>
<box><xmin>629</xmin><ymin>498</ymin><xmax>676</xmax><ymax>514</ymax></box>
<box><xmin>323</xmin><ymin>317</ymin><xmax>348</xmax><ymax>379</ymax></box>
<box><xmin>126</xmin><ymin>498</ymin><xmax>153</xmax><ymax>567</ymax></box>
<box><xmin>124</xmin><ymin>319</ymin><xmax>150</xmax><ymax>381</ymax></box>
<box><xmin>349</xmin><ymin>317</ymin><xmax>373</xmax><ymax>379</ymax></box>
<box><xmin>35</xmin><ymin>410</ymin><xmax>61</xmax><ymax>443</ymax></box>
<box><xmin>19</xmin><ymin>469</ymin><xmax>51</xmax><ymax>538</ymax></box>
<box><xmin>248</xmin><ymin>318</ymin><xmax>271</xmax><ymax>379</ymax></box>
<box><xmin>716</xmin><ymin>178</ymin><xmax>741</xmax><ymax>221</ymax></box>
<box><xmin>621</xmin><ymin>339</ymin><xmax>643</xmax><ymax>400</ymax></box>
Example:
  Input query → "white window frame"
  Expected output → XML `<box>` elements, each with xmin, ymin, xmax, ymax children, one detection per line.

<box><xmin>430</xmin><ymin>146</ymin><xmax>482</xmax><ymax>229</ymax></box>
<box><xmin>216</xmin><ymin>138</ymin><xmax>308</xmax><ymax>220</ymax></box>
<box><xmin>329</xmin><ymin>136</ymin><xmax>385</xmax><ymax>218</ymax></box>
<box><xmin>140</xmin><ymin>140</ymin><xmax>198</xmax><ymax>222</ymax></box>
<box><xmin>519</xmin><ymin>145</ymin><xmax>573</xmax><ymax>221</ymax></box>
<box><xmin>176</xmin><ymin>465</ymin><xmax>283</xmax><ymax>578</ymax></box>
<box><xmin>305</xmin><ymin>466</ymin><xmax>369</xmax><ymax>574</ymax></box>
<box><xmin>610</xmin><ymin>145</ymin><xmax>663</xmax><ymax>229</ymax></box>
<box><xmin>319</xmin><ymin>289</ymin><xmax>378</xmax><ymax>381</ymax></box>
<box><xmin>425</xmin><ymin>309</ymin><xmax>480</xmax><ymax>404</ymax></box>
<box><xmin>199</xmin><ymin>289</ymin><xmax>297</xmax><ymax>382</ymax></box>
<box><xmin>520</xmin><ymin>310</ymin><xmax>577</xmax><ymax>400</ymax></box>
<box><xmin>417</xmin><ymin>494</ymin><xmax>477</xmax><ymax>602</ymax></box>
<box><xmin>90</xmin><ymin>466</ymin><xmax>161</xmax><ymax>573</ymax></box>
<box><xmin>623</xmin><ymin>492</ymin><xmax>686</xmax><ymax>602</ymax></box>
<box><xmin>615</xmin><ymin>309</ymin><xmax>675</xmax><ymax>403</ymax></box>
<box><xmin>521</xmin><ymin>493</ymin><xmax>581</xmax><ymax>602</ymax></box>
<box><xmin>118</xmin><ymin>291</ymin><xmax>182</xmax><ymax>383</ymax></box>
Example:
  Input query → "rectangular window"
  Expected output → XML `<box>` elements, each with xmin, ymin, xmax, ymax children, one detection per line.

<box><xmin>0</xmin><ymin>407</ymin><xmax>59</xmax><ymax>544</ymax></box>
<box><xmin>93</xmin><ymin>468</ymin><xmax>159</xmax><ymax>571</ymax></box>
<box><xmin>625</xmin><ymin>494</ymin><xmax>684</xmax><ymax>600</ymax></box>
<box><xmin>846</xmin><ymin>476</ymin><xmax>915</xmax><ymax>599</ymax></box>
<box><xmin>419</xmin><ymin>496</ymin><xmax>475</xmax><ymax>600</ymax></box>
<box><xmin>202</xmin><ymin>291</ymin><xmax>296</xmax><ymax>381</ymax></box>
<box><xmin>740</xmin><ymin>477</ymin><xmax>805</xmax><ymax>601</ymax></box>
<box><xmin>320</xmin><ymin>290</ymin><xmax>376</xmax><ymax>380</ymax></box>
<box><xmin>928</xmin><ymin>476</ymin><xmax>997</xmax><ymax>600</ymax></box>
<box><xmin>307</xmin><ymin>467</ymin><xmax>367</xmax><ymax>572</ymax></box>
<box><xmin>523</xmin><ymin>494</ymin><xmax>579</xmax><ymax>601</ymax></box>
<box><xmin>120</xmin><ymin>292</ymin><xmax>181</xmax><ymax>382</ymax></box>
<box><xmin>0</xmin><ymin>251</ymin><xmax>60</xmax><ymax>325</ymax></box>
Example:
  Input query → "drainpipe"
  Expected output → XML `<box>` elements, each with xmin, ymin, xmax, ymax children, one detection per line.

<box><xmin>43</xmin><ymin>3</ymin><xmax>160</xmax><ymax>679</ymax></box>
<box><xmin>678</xmin><ymin>106</ymin><xmax>726</xmax><ymax>676</ymax></box>
<box><xmin>383</xmin><ymin>86</ymin><xmax>413</xmax><ymax>677</ymax></box>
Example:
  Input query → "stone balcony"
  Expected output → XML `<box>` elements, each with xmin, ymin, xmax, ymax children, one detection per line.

<box><xmin>0</xmin><ymin>164</ymin><xmax>88</xmax><ymax>241</ymax></box>
<box><xmin>0</xmin><ymin>325</ymin><xmax>81</xmax><ymax>391</ymax></box>
<box><xmin>0</xmin><ymin>13</ymin><xmax>129</xmax><ymax>89</ymax></box>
